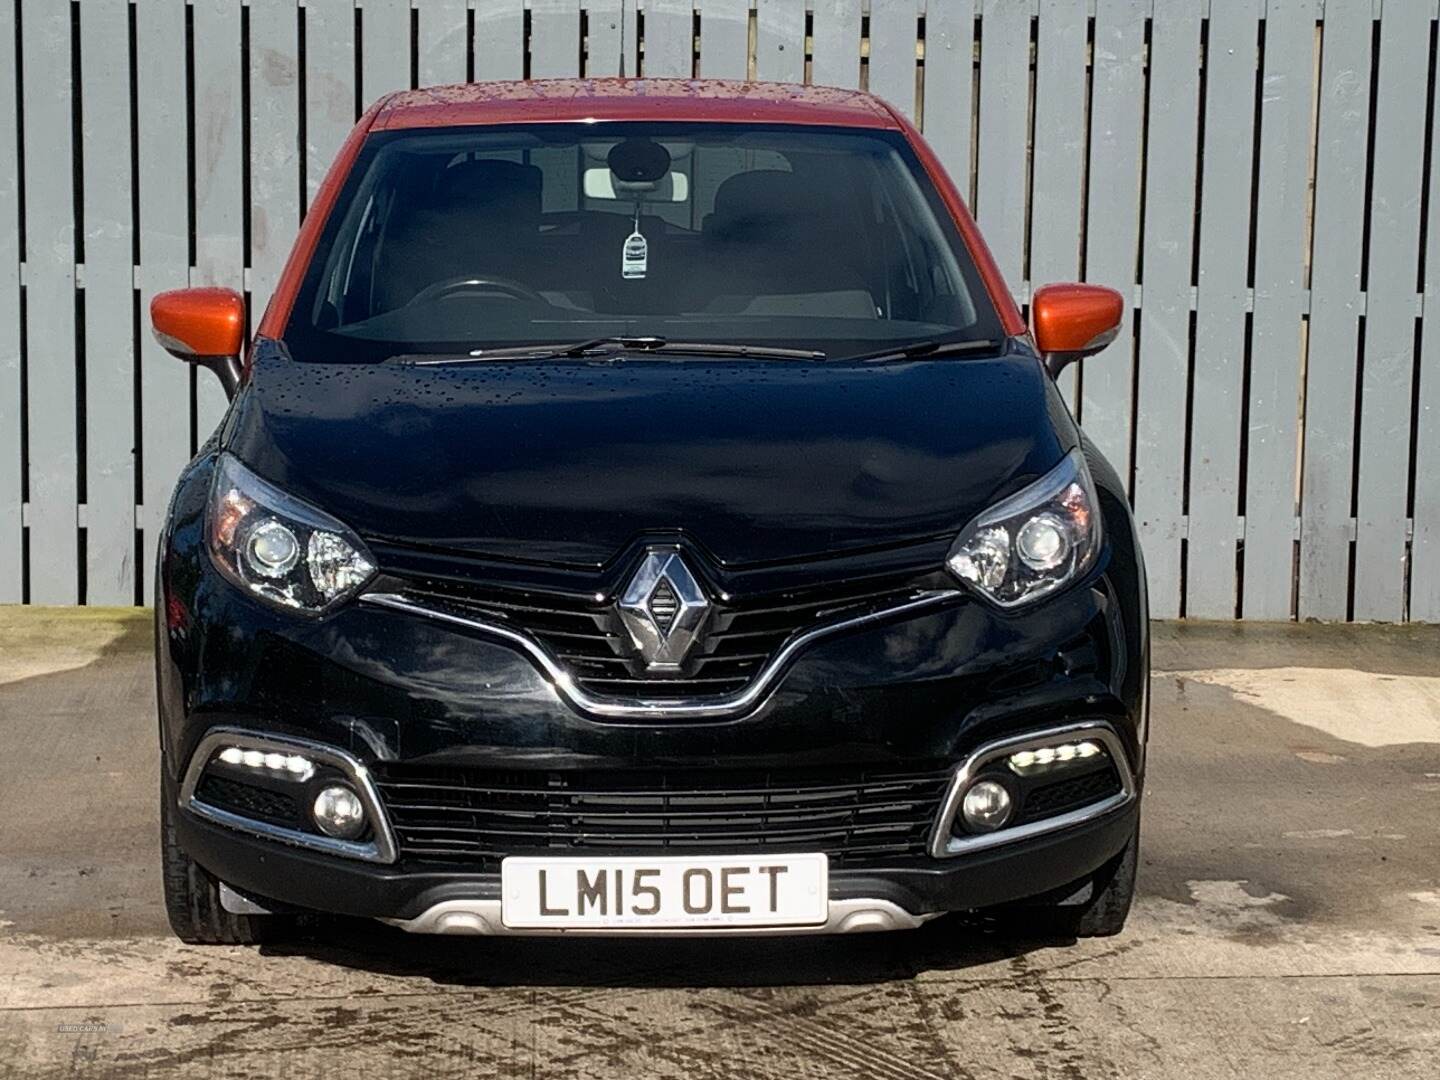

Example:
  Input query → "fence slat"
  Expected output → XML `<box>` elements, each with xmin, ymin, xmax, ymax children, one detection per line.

<box><xmin>1079</xmin><ymin>0</ymin><xmax>1145</xmax><ymax>502</ymax></box>
<box><xmin>810</xmin><ymin>0</ymin><xmax>861</xmax><ymax>90</ymax></box>
<box><xmin>0</xmin><ymin>0</ymin><xmax>20</xmax><ymax>600</ymax></box>
<box><xmin>1299</xmin><ymin>0</ymin><xmax>1371</xmax><ymax>620</ymax></box>
<box><xmin>920</xmin><ymin>0</ymin><xmax>975</xmax><ymax>203</ymax></box>
<box><xmin>193</xmin><ymin>0</ymin><xmax>245</xmax><ymax>445</ymax></box>
<box><xmin>1186</xmin><ymin>0</ymin><xmax>1260</xmax><ymax>619</ymax></box>
<box><xmin>1242</xmin><ymin>0</ymin><xmax>1315</xmax><ymax>619</ymax></box>
<box><xmin>415</xmin><ymin>0</ymin><xmax>467</xmax><ymax>87</ymax></box>
<box><xmin>1353</xmin><ymin>1</ymin><xmax>1430</xmax><ymax>621</ymax></box>
<box><xmin>22</xmin><ymin>0</ymin><xmax>78</xmax><ymax>604</ymax></box>
<box><xmin>473</xmin><ymin>0</ymin><xmax>523</xmax><ymax>80</ymax></box>
<box><xmin>698</xmin><ymin>0</ymin><xmax>749</xmax><ymax>79</ymax></box>
<box><xmin>249</xmin><ymin>0</ymin><xmax>301</xmax><ymax>327</ymax></box>
<box><xmin>1030</xmin><ymin>0</ymin><xmax>1088</xmax><ymax>406</ymax></box>
<box><xmin>868</xmin><ymin>0</ymin><xmax>918</xmax><ymax>118</ymax></box>
<box><xmin>136</xmin><ymin>0</ymin><xmax>192</xmax><ymax>590</ymax></box>
<box><xmin>1414</xmin><ymin>31</ymin><xmax>1440</xmax><ymax>622</ymax></box>
<box><xmin>80</xmin><ymin>0</ymin><xmax>135</xmax><ymax>605</ymax></box>
<box><xmin>974</xmin><ymin>0</ymin><xmax>1030</xmax><ymax>296</ymax></box>
<box><xmin>531</xmin><ymin>0</ymin><xmax>582</xmax><ymax>79</ymax></box>
<box><xmin>755</xmin><ymin>0</ymin><xmax>805</xmax><ymax>83</ymax></box>
<box><xmin>305</xmin><ymin>0</ymin><xmax>357</xmax><ymax>208</ymax></box>
<box><xmin>362</xmin><ymin>0</ymin><xmax>412</xmax><ymax>100</ymax></box>
<box><xmin>643</xmin><ymin>0</ymin><xmax>692</xmax><ymax>77</ymax></box>
<box><xmin>1132</xmin><ymin>0</ymin><xmax>1199</xmax><ymax>620</ymax></box>
<box><xmin>586</xmin><ymin>0</ymin><xmax>625</xmax><ymax>77</ymax></box>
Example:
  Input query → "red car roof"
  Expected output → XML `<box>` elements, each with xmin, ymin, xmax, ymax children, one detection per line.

<box><xmin>372</xmin><ymin>78</ymin><xmax>902</xmax><ymax>131</ymax></box>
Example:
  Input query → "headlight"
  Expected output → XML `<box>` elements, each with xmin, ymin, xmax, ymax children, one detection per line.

<box><xmin>945</xmin><ymin>449</ymin><xmax>1101</xmax><ymax>607</ymax></box>
<box><xmin>207</xmin><ymin>454</ymin><xmax>376</xmax><ymax>613</ymax></box>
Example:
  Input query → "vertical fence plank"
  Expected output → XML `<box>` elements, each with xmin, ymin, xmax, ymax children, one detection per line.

<box><xmin>136</xmin><ymin>0</ymin><xmax>192</xmax><ymax>590</ymax></box>
<box><xmin>531</xmin><ymin>0</ymin><xmax>582</xmax><ymax>79</ymax></box>
<box><xmin>587</xmin><ymin>0</ymin><xmax>626</xmax><ymax>77</ymax></box>
<box><xmin>415</xmin><ymin>0</ymin><xmax>467</xmax><ymax>87</ymax></box>
<box><xmin>474</xmin><ymin>0</ymin><xmax>524</xmax><ymax>80</ymax></box>
<box><xmin>1243</xmin><ymin>0</ymin><xmax>1315</xmax><ymax>619</ymax></box>
<box><xmin>192</xmin><ymin>0</ymin><xmax>245</xmax><ymax>444</ymax></box>
<box><xmin>1080</xmin><ymin>0</ymin><xmax>1144</xmax><ymax>489</ymax></box>
<box><xmin>1030</xmin><ymin>0</ymin><xmax>1088</xmax><ymax>405</ymax></box>
<box><xmin>1133</xmin><ymin>0</ymin><xmax>1200</xmax><ymax>620</ymax></box>
<box><xmin>755</xmin><ymin>0</ymin><xmax>805</xmax><ymax>82</ymax></box>
<box><xmin>811</xmin><ymin>0</ymin><xmax>862</xmax><ymax>89</ymax></box>
<box><xmin>0</xmin><ymin>0</ymin><xmax>20</xmax><ymax>600</ymax></box>
<box><xmin>249</xmin><ymin>0</ymin><xmax>301</xmax><ymax>325</ymax></box>
<box><xmin>1353</xmin><ymin>1</ymin><xmax>1430</xmax><ymax>621</ymax></box>
<box><xmin>305</xmin><ymin>0</ymin><xmax>357</xmax><ymax>207</ymax></box>
<box><xmin>1414</xmin><ymin>20</ymin><xmax>1440</xmax><ymax>622</ymax></box>
<box><xmin>868</xmin><ymin>0</ymin><xmax>919</xmax><ymax>118</ymax></box>
<box><xmin>80</xmin><ymin>0</ymin><xmax>135</xmax><ymax>604</ymax></box>
<box><xmin>699</xmin><ymin>0</ymin><xmax>750</xmax><ymax>79</ymax></box>
<box><xmin>362</xmin><ymin>0</ymin><xmax>412</xmax><ymax>100</ymax></box>
<box><xmin>1187</xmin><ymin>0</ymin><xmax>1261</xmax><ymax>619</ymax></box>
<box><xmin>1299</xmin><ymin>0</ymin><xmax>1371</xmax><ymax>620</ymax></box>
<box><xmin>643</xmin><ymin>0</ymin><xmax>693</xmax><ymax>77</ymax></box>
<box><xmin>921</xmin><ymin>0</ymin><xmax>976</xmax><ymax>202</ymax></box>
<box><xmin>22</xmin><ymin>0</ymin><xmax>78</xmax><ymax>603</ymax></box>
<box><xmin>975</xmin><ymin>0</ymin><xmax>1031</xmax><ymax>296</ymax></box>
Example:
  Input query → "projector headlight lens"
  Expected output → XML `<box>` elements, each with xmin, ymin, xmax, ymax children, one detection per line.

<box><xmin>946</xmin><ymin>449</ymin><xmax>1101</xmax><ymax>607</ymax></box>
<box><xmin>208</xmin><ymin>454</ymin><xmax>376</xmax><ymax>614</ymax></box>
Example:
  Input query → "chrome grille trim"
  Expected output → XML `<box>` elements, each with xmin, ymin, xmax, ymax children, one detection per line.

<box><xmin>361</xmin><ymin>588</ymin><xmax>963</xmax><ymax>720</ymax></box>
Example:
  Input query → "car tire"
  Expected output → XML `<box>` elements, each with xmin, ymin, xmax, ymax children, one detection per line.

<box><xmin>991</xmin><ymin>818</ymin><xmax>1140</xmax><ymax>940</ymax></box>
<box><xmin>1060</xmin><ymin>821</ymin><xmax>1139</xmax><ymax>937</ymax></box>
<box><xmin>160</xmin><ymin>779</ymin><xmax>292</xmax><ymax>945</ymax></box>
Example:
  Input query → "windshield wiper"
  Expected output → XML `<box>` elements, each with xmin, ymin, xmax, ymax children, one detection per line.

<box><xmin>839</xmin><ymin>338</ymin><xmax>1004</xmax><ymax>364</ymax></box>
<box><xmin>403</xmin><ymin>336</ymin><xmax>827</xmax><ymax>365</ymax></box>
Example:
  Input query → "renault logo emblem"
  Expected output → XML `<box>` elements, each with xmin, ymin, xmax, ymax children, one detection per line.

<box><xmin>617</xmin><ymin>550</ymin><xmax>711</xmax><ymax>670</ymax></box>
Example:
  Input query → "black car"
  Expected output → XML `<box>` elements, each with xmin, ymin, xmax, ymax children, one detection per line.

<box><xmin>150</xmin><ymin>80</ymin><xmax>1146</xmax><ymax>945</ymax></box>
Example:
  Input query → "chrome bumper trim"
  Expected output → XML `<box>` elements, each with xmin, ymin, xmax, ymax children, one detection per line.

<box><xmin>178</xmin><ymin>727</ymin><xmax>400</xmax><ymax>864</ymax></box>
<box><xmin>928</xmin><ymin>721</ymin><xmax>1137</xmax><ymax>858</ymax></box>
<box><xmin>360</xmin><ymin>587</ymin><xmax>963</xmax><ymax>721</ymax></box>
<box><xmin>382</xmin><ymin>897</ymin><xmax>939</xmax><ymax>937</ymax></box>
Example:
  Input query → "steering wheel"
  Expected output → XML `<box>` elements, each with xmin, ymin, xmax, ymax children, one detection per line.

<box><xmin>404</xmin><ymin>275</ymin><xmax>547</xmax><ymax>307</ymax></box>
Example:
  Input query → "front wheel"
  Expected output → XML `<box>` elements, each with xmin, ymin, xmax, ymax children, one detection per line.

<box><xmin>160</xmin><ymin>778</ymin><xmax>293</xmax><ymax>945</ymax></box>
<box><xmin>992</xmin><ymin>818</ymin><xmax>1140</xmax><ymax>939</ymax></box>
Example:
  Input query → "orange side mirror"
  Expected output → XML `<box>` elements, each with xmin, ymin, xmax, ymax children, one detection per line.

<box><xmin>150</xmin><ymin>287</ymin><xmax>246</xmax><ymax>397</ymax></box>
<box><xmin>1031</xmin><ymin>283</ymin><xmax>1124</xmax><ymax>377</ymax></box>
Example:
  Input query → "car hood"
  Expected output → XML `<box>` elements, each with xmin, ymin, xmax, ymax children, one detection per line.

<box><xmin>225</xmin><ymin>343</ymin><xmax>1072</xmax><ymax>569</ymax></box>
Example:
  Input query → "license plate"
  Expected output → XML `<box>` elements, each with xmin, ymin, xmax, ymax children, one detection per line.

<box><xmin>500</xmin><ymin>854</ymin><xmax>829</xmax><ymax>930</ymax></box>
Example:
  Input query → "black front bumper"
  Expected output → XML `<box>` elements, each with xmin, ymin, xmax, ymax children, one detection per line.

<box><xmin>170</xmin><ymin>767</ymin><xmax>1139</xmax><ymax>922</ymax></box>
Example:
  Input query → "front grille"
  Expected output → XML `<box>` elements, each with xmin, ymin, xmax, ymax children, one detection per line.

<box><xmin>389</xmin><ymin>570</ymin><xmax>938</xmax><ymax>700</ymax></box>
<box><xmin>373</xmin><ymin>762</ymin><xmax>952</xmax><ymax>870</ymax></box>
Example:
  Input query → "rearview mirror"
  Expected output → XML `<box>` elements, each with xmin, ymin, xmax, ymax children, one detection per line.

<box><xmin>150</xmin><ymin>287</ymin><xmax>245</xmax><ymax>398</ymax></box>
<box><xmin>1031</xmin><ymin>283</ymin><xmax>1124</xmax><ymax>378</ymax></box>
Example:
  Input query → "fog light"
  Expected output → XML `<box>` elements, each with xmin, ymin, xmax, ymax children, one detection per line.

<box><xmin>312</xmin><ymin>785</ymin><xmax>366</xmax><ymax>840</ymax></box>
<box><xmin>960</xmin><ymin>779</ymin><xmax>1013</xmax><ymax>832</ymax></box>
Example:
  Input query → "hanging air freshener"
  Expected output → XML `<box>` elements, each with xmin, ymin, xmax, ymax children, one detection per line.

<box><xmin>622</xmin><ymin>203</ymin><xmax>648</xmax><ymax>280</ymax></box>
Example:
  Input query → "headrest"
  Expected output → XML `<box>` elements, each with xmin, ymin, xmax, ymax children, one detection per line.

<box><xmin>707</xmin><ymin>170</ymin><xmax>815</xmax><ymax>240</ymax></box>
<box><xmin>432</xmin><ymin>160</ymin><xmax>543</xmax><ymax>222</ymax></box>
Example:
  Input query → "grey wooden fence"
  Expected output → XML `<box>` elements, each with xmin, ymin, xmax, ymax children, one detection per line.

<box><xmin>2</xmin><ymin>0</ymin><xmax>1438</xmax><ymax>622</ymax></box>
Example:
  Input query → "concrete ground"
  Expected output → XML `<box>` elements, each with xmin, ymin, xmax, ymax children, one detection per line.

<box><xmin>0</xmin><ymin>609</ymin><xmax>1437</xmax><ymax>1079</ymax></box>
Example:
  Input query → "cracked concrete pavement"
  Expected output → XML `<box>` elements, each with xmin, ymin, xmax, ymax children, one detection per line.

<box><xmin>0</xmin><ymin>608</ymin><xmax>1437</xmax><ymax>1078</ymax></box>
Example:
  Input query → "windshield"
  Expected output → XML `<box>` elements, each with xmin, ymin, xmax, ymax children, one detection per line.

<box><xmin>284</xmin><ymin>123</ymin><xmax>1003</xmax><ymax>363</ymax></box>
